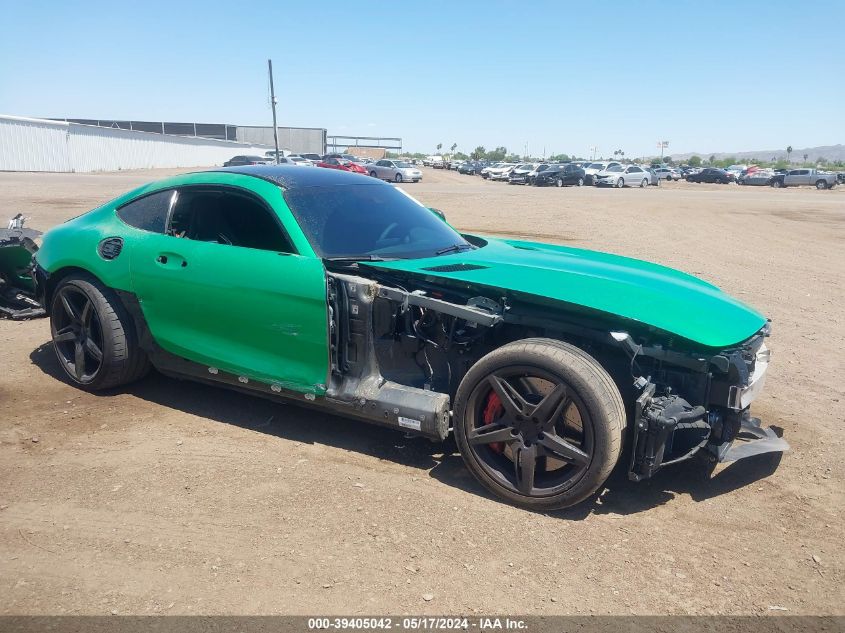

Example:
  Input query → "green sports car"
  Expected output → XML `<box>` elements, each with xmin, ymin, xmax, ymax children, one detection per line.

<box><xmin>32</xmin><ymin>165</ymin><xmax>787</xmax><ymax>510</ymax></box>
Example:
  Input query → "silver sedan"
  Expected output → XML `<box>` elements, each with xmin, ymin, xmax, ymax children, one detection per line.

<box><xmin>367</xmin><ymin>159</ymin><xmax>423</xmax><ymax>183</ymax></box>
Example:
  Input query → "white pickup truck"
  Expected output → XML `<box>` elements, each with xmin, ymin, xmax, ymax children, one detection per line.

<box><xmin>773</xmin><ymin>168</ymin><xmax>838</xmax><ymax>190</ymax></box>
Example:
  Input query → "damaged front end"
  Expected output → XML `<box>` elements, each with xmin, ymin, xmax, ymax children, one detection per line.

<box><xmin>0</xmin><ymin>215</ymin><xmax>45</xmax><ymax>320</ymax></box>
<box><xmin>616</xmin><ymin>326</ymin><xmax>788</xmax><ymax>481</ymax></box>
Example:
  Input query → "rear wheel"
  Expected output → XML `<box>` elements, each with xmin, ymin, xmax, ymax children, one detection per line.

<box><xmin>454</xmin><ymin>339</ymin><xmax>625</xmax><ymax>510</ymax></box>
<box><xmin>50</xmin><ymin>275</ymin><xmax>149</xmax><ymax>390</ymax></box>
<box><xmin>772</xmin><ymin>179</ymin><xmax>783</xmax><ymax>188</ymax></box>
<box><xmin>815</xmin><ymin>179</ymin><xmax>828</xmax><ymax>190</ymax></box>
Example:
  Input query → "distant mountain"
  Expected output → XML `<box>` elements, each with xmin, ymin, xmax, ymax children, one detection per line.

<box><xmin>669</xmin><ymin>144</ymin><xmax>845</xmax><ymax>163</ymax></box>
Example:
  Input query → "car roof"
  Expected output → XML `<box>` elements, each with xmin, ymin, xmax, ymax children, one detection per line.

<box><xmin>208</xmin><ymin>164</ymin><xmax>386</xmax><ymax>190</ymax></box>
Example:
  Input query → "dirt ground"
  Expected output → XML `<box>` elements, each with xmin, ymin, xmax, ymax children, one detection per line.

<box><xmin>1</xmin><ymin>167</ymin><xmax>843</xmax><ymax>616</ymax></box>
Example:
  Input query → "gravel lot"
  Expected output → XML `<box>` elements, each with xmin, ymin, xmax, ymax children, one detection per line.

<box><xmin>1</xmin><ymin>167</ymin><xmax>842</xmax><ymax>615</ymax></box>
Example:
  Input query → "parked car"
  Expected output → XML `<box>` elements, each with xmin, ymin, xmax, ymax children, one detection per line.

<box><xmin>458</xmin><ymin>161</ymin><xmax>484</xmax><ymax>175</ymax></box>
<box><xmin>778</xmin><ymin>168</ymin><xmax>837</xmax><ymax>190</ymax></box>
<box><xmin>525</xmin><ymin>163</ymin><xmax>552</xmax><ymax>185</ymax></box>
<box><xmin>653</xmin><ymin>167</ymin><xmax>681</xmax><ymax>181</ymax></box>
<box><xmin>300</xmin><ymin>153</ymin><xmax>323</xmax><ymax>164</ymax></box>
<box><xmin>533</xmin><ymin>164</ymin><xmax>586</xmax><ymax>187</ymax></box>
<box><xmin>480</xmin><ymin>163</ymin><xmax>504</xmax><ymax>179</ymax></box>
<box><xmin>490</xmin><ymin>164</ymin><xmax>518</xmax><ymax>181</ymax></box>
<box><xmin>367</xmin><ymin>159</ymin><xmax>423</xmax><ymax>183</ymax></box>
<box><xmin>594</xmin><ymin>164</ymin><xmax>651</xmax><ymax>188</ymax></box>
<box><xmin>584</xmin><ymin>161</ymin><xmax>621</xmax><ymax>185</ymax></box>
<box><xmin>686</xmin><ymin>168</ymin><xmax>734</xmax><ymax>184</ymax></box>
<box><xmin>738</xmin><ymin>170</ymin><xmax>777</xmax><ymax>186</ymax></box>
<box><xmin>317</xmin><ymin>158</ymin><xmax>368</xmax><ymax>174</ymax></box>
<box><xmin>725</xmin><ymin>165</ymin><xmax>748</xmax><ymax>182</ymax></box>
<box><xmin>32</xmin><ymin>164</ymin><xmax>784</xmax><ymax>511</ymax></box>
<box><xmin>222</xmin><ymin>155</ymin><xmax>270</xmax><ymax>167</ymax></box>
<box><xmin>507</xmin><ymin>164</ymin><xmax>537</xmax><ymax>185</ymax></box>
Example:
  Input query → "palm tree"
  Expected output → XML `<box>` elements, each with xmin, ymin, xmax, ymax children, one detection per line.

<box><xmin>786</xmin><ymin>146</ymin><xmax>793</xmax><ymax>163</ymax></box>
<box><xmin>803</xmin><ymin>153</ymin><xmax>808</xmax><ymax>163</ymax></box>
<box><xmin>436</xmin><ymin>143</ymin><xmax>442</xmax><ymax>154</ymax></box>
<box><xmin>450</xmin><ymin>143</ymin><xmax>457</xmax><ymax>153</ymax></box>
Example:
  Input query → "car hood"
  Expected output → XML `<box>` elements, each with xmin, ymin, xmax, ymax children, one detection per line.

<box><xmin>367</xmin><ymin>236</ymin><xmax>766</xmax><ymax>349</ymax></box>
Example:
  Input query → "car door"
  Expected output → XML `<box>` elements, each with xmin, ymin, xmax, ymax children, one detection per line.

<box><xmin>128</xmin><ymin>182</ymin><xmax>329</xmax><ymax>393</ymax></box>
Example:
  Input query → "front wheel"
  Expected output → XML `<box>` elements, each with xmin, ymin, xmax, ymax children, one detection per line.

<box><xmin>615</xmin><ymin>178</ymin><xmax>624</xmax><ymax>188</ymax></box>
<box><xmin>394</xmin><ymin>173</ymin><xmax>403</xmax><ymax>183</ymax></box>
<box><xmin>772</xmin><ymin>179</ymin><xmax>783</xmax><ymax>188</ymax></box>
<box><xmin>369</xmin><ymin>171</ymin><xmax>377</xmax><ymax>178</ymax></box>
<box><xmin>556</xmin><ymin>178</ymin><xmax>563</xmax><ymax>188</ymax></box>
<box><xmin>576</xmin><ymin>177</ymin><xmax>584</xmax><ymax>187</ymax></box>
<box><xmin>454</xmin><ymin>339</ymin><xmax>625</xmax><ymax>510</ymax></box>
<box><xmin>640</xmin><ymin>178</ymin><xmax>648</xmax><ymax>188</ymax></box>
<box><xmin>50</xmin><ymin>275</ymin><xmax>150</xmax><ymax>390</ymax></box>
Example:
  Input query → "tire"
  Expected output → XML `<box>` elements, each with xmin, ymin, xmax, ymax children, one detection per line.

<box><xmin>772</xmin><ymin>179</ymin><xmax>782</xmax><ymax>188</ymax></box>
<box><xmin>815</xmin><ymin>180</ymin><xmax>828</xmax><ymax>190</ymax></box>
<box><xmin>453</xmin><ymin>338</ymin><xmax>625</xmax><ymax>510</ymax></box>
<box><xmin>667</xmin><ymin>176</ymin><xmax>673</xmax><ymax>181</ymax></box>
<box><xmin>394</xmin><ymin>173</ymin><xmax>403</xmax><ymax>183</ymax></box>
<box><xmin>556</xmin><ymin>178</ymin><xmax>563</xmax><ymax>188</ymax></box>
<box><xmin>50</xmin><ymin>274</ymin><xmax>150</xmax><ymax>391</ymax></box>
<box><xmin>369</xmin><ymin>171</ymin><xmax>377</xmax><ymax>178</ymax></box>
<box><xmin>615</xmin><ymin>178</ymin><xmax>624</xmax><ymax>188</ymax></box>
<box><xmin>640</xmin><ymin>178</ymin><xmax>648</xmax><ymax>188</ymax></box>
<box><xmin>576</xmin><ymin>177</ymin><xmax>584</xmax><ymax>187</ymax></box>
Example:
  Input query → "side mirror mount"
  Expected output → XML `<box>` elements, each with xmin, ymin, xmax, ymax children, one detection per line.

<box><xmin>429</xmin><ymin>208</ymin><xmax>447</xmax><ymax>222</ymax></box>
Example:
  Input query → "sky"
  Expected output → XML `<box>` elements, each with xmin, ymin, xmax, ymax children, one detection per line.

<box><xmin>1</xmin><ymin>0</ymin><xmax>843</xmax><ymax>158</ymax></box>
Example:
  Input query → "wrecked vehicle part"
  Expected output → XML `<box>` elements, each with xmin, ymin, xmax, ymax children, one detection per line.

<box><xmin>0</xmin><ymin>215</ymin><xmax>45</xmax><ymax>319</ymax></box>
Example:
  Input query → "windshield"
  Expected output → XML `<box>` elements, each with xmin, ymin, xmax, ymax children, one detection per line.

<box><xmin>606</xmin><ymin>165</ymin><xmax>623</xmax><ymax>172</ymax></box>
<box><xmin>588</xmin><ymin>163</ymin><xmax>605</xmax><ymax>169</ymax></box>
<box><xmin>284</xmin><ymin>184</ymin><xmax>470</xmax><ymax>259</ymax></box>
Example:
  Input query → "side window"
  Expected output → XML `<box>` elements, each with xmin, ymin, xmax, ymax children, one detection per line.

<box><xmin>116</xmin><ymin>189</ymin><xmax>175</xmax><ymax>234</ymax></box>
<box><xmin>167</xmin><ymin>187</ymin><xmax>296</xmax><ymax>254</ymax></box>
<box><xmin>628</xmin><ymin>166</ymin><xmax>642</xmax><ymax>173</ymax></box>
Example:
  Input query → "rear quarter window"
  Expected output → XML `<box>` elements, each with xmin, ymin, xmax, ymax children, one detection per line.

<box><xmin>116</xmin><ymin>189</ymin><xmax>175</xmax><ymax>233</ymax></box>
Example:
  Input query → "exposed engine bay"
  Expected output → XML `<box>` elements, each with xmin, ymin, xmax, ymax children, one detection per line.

<box><xmin>323</xmin><ymin>266</ymin><xmax>787</xmax><ymax>480</ymax></box>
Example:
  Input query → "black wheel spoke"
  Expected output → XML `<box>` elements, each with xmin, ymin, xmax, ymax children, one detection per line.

<box><xmin>60</xmin><ymin>292</ymin><xmax>79</xmax><ymax>322</ymax></box>
<box><xmin>80</xmin><ymin>300</ymin><xmax>93</xmax><ymax>326</ymax></box>
<box><xmin>73</xmin><ymin>342</ymin><xmax>85</xmax><ymax>379</ymax></box>
<box><xmin>54</xmin><ymin>328</ymin><xmax>76</xmax><ymax>343</ymax></box>
<box><xmin>514</xmin><ymin>444</ymin><xmax>537</xmax><ymax>494</ymax></box>
<box><xmin>487</xmin><ymin>375</ymin><xmax>528</xmax><ymax>416</ymax></box>
<box><xmin>538</xmin><ymin>432</ymin><xmax>589</xmax><ymax>466</ymax></box>
<box><xmin>468</xmin><ymin>424</ymin><xmax>516</xmax><ymax>446</ymax></box>
<box><xmin>84</xmin><ymin>338</ymin><xmax>103</xmax><ymax>362</ymax></box>
<box><xmin>530</xmin><ymin>383</ymin><xmax>569</xmax><ymax>427</ymax></box>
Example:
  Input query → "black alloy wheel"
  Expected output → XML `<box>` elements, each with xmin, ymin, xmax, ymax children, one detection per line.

<box><xmin>51</xmin><ymin>285</ymin><xmax>104</xmax><ymax>384</ymax></box>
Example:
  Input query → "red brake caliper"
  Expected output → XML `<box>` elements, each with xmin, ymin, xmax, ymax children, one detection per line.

<box><xmin>482</xmin><ymin>391</ymin><xmax>505</xmax><ymax>454</ymax></box>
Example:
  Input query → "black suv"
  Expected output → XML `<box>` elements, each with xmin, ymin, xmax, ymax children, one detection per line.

<box><xmin>533</xmin><ymin>163</ymin><xmax>586</xmax><ymax>187</ymax></box>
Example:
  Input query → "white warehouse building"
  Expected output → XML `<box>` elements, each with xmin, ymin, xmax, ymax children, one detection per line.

<box><xmin>0</xmin><ymin>114</ymin><xmax>326</xmax><ymax>173</ymax></box>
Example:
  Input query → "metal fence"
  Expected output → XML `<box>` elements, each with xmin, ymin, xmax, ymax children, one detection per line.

<box><xmin>0</xmin><ymin>115</ymin><xmax>272</xmax><ymax>173</ymax></box>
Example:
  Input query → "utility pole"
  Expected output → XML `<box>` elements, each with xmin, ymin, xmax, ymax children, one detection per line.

<box><xmin>657</xmin><ymin>140</ymin><xmax>669</xmax><ymax>162</ymax></box>
<box><xmin>268</xmin><ymin>59</ymin><xmax>280</xmax><ymax>164</ymax></box>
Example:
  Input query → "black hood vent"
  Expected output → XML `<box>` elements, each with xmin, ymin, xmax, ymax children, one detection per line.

<box><xmin>423</xmin><ymin>263</ymin><xmax>488</xmax><ymax>273</ymax></box>
<box><xmin>98</xmin><ymin>237</ymin><xmax>123</xmax><ymax>260</ymax></box>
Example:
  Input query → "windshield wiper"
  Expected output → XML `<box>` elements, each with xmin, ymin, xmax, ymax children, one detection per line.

<box><xmin>435</xmin><ymin>243</ymin><xmax>473</xmax><ymax>256</ymax></box>
<box><xmin>324</xmin><ymin>255</ymin><xmax>389</xmax><ymax>263</ymax></box>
